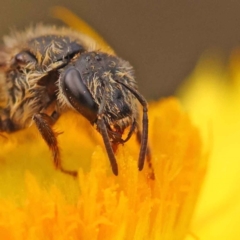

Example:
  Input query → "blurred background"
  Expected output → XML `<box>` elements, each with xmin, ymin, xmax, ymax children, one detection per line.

<box><xmin>1</xmin><ymin>0</ymin><xmax>240</xmax><ymax>100</ymax></box>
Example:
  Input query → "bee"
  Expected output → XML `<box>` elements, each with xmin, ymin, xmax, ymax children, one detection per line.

<box><xmin>0</xmin><ymin>25</ymin><xmax>150</xmax><ymax>176</ymax></box>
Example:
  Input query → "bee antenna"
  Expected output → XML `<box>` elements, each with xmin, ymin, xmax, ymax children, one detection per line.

<box><xmin>115</xmin><ymin>80</ymin><xmax>148</xmax><ymax>171</ymax></box>
<box><xmin>97</xmin><ymin>117</ymin><xmax>118</xmax><ymax>175</ymax></box>
<box><xmin>97</xmin><ymin>83</ymin><xmax>118</xmax><ymax>175</ymax></box>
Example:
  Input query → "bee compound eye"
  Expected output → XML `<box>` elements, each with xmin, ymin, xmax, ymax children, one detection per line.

<box><xmin>63</xmin><ymin>67</ymin><xmax>97</xmax><ymax>112</ymax></box>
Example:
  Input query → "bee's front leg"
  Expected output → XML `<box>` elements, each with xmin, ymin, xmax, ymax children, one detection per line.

<box><xmin>32</xmin><ymin>113</ymin><xmax>77</xmax><ymax>177</ymax></box>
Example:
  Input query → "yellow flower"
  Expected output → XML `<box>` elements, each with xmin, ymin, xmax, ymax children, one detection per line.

<box><xmin>0</xmin><ymin>98</ymin><xmax>205</xmax><ymax>239</ymax></box>
<box><xmin>178</xmin><ymin>51</ymin><xmax>240</xmax><ymax>240</ymax></box>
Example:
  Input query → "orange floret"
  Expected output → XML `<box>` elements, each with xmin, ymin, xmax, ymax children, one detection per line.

<box><xmin>0</xmin><ymin>98</ymin><xmax>206</xmax><ymax>240</ymax></box>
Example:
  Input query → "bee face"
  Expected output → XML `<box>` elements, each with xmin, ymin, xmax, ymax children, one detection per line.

<box><xmin>60</xmin><ymin>51</ymin><xmax>137</xmax><ymax>124</ymax></box>
<box><xmin>0</xmin><ymin>25</ymin><xmax>149</xmax><ymax>176</ymax></box>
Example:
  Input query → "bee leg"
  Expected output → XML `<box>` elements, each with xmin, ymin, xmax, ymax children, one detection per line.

<box><xmin>121</xmin><ymin>119</ymin><xmax>137</xmax><ymax>143</ymax></box>
<box><xmin>109</xmin><ymin>120</ymin><xmax>136</xmax><ymax>158</ymax></box>
<box><xmin>32</xmin><ymin>113</ymin><xmax>77</xmax><ymax>177</ymax></box>
<box><xmin>106</xmin><ymin>119</ymin><xmax>137</xmax><ymax>152</ymax></box>
<box><xmin>136</xmin><ymin>130</ymin><xmax>155</xmax><ymax>180</ymax></box>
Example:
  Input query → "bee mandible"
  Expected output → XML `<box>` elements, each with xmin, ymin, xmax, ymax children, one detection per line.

<box><xmin>0</xmin><ymin>25</ymin><xmax>149</xmax><ymax>176</ymax></box>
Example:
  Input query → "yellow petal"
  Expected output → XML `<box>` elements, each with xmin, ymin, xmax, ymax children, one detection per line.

<box><xmin>178</xmin><ymin>51</ymin><xmax>240</xmax><ymax>240</ymax></box>
<box><xmin>0</xmin><ymin>98</ymin><xmax>206</xmax><ymax>239</ymax></box>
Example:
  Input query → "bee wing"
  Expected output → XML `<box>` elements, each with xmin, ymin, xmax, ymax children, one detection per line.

<box><xmin>51</xmin><ymin>6</ymin><xmax>115</xmax><ymax>54</ymax></box>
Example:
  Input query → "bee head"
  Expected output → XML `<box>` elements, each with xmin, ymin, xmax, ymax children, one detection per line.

<box><xmin>59</xmin><ymin>51</ymin><xmax>148</xmax><ymax>176</ymax></box>
<box><xmin>59</xmin><ymin>51</ymin><xmax>135</xmax><ymax>122</ymax></box>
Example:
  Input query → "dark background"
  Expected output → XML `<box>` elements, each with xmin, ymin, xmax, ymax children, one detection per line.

<box><xmin>1</xmin><ymin>0</ymin><xmax>240</xmax><ymax>100</ymax></box>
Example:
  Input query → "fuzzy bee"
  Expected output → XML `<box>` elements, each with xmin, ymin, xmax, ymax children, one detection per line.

<box><xmin>0</xmin><ymin>25</ymin><xmax>149</xmax><ymax>176</ymax></box>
